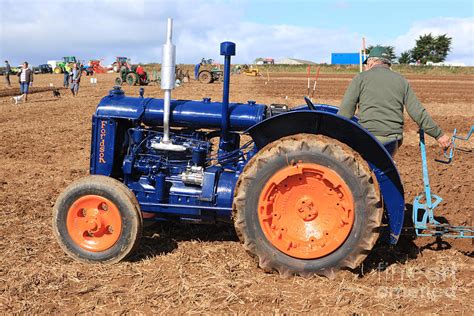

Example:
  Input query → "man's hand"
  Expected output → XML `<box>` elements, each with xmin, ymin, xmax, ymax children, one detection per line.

<box><xmin>437</xmin><ymin>134</ymin><xmax>452</xmax><ymax>150</ymax></box>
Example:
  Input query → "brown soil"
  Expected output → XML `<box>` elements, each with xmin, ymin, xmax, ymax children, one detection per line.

<box><xmin>0</xmin><ymin>72</ymin><xmax>472</xmax><ymax>314</ymax></box>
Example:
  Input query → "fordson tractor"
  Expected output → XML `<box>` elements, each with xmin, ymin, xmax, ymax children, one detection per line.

<box><xmin>53</xmin><ymin>19</ymin><xmax>472</xmax><ymax>277</ymax></box>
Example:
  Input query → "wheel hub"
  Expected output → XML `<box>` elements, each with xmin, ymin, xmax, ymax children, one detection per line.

<box><xmin>86</xmin><ymin>217</ymin><xmax>99</xmax><ymax>232</ymax></box>
<box><xmin>296</xmin><ymin>196</ymin><xmax>318</xmax><ymax>221</ymax></box>
<box><xmin>66</xmin><ymin>195</ymin><xmax>122</xmax><ymax>252</ymax></box>
<box><xmin>258</xmin><ymin>163</ymin><xmax>355</xmax><ymax>259</ymax></box>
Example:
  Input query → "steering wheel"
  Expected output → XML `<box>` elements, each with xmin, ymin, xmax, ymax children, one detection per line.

<box><xmin>304</xmin><ymin>96</ymin><xmax>316</xmax><ymax>111</ymax></box>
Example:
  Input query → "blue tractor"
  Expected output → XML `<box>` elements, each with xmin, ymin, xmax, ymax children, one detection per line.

<box><xmin>52</xmin><ymin>19</ymin><xmax>472</xmax><ymax>277</ymax></box>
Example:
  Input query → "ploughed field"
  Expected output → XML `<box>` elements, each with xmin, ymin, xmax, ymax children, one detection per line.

<box><xmin>0</xmin><ymin>72</ymin><xmax>472</xmax><ymax>313</ymax></box>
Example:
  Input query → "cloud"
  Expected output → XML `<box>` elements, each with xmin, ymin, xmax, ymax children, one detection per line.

<box><xmin>392</xmin><ymin>17</ymin><xmax>474</xmax><ymax>65</ymax></box>
<box><xmin>0</xmin><ymin>1</ymin><xmax>472</xmax><ymax>66</ymax></box>
<box><xmin>0</xmin><ymin>0</ymin><xmax>363</xmax><ymax>65</ymax></box>
<box><xmin>331</xmin><ymin>1</ymin><xmax>351</xmax><ymax>10</ymax></box>
<box><xmin>1</xmin><ymin>0</ymin><xmax>169</xmax><ymax>65</ymax></box>
<box><xmin>179</xmin><ymin>22</ymin><xmax>363</xmax><ymax>64</ymax></box>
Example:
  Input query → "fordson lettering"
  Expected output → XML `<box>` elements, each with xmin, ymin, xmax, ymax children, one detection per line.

<box><xmin>99</xmin><ymin>120</ymin><xmax>107</xmax><ymax>163</ymax></box>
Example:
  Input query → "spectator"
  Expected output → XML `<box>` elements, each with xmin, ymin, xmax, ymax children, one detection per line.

<box><xmin>70</xmin><ymin>63</ymin><xmax>81</xmax><ymax>96</ymax></box>
<box><xmin>17</xmin><ymin>61</ymin><xmax>33</xmax><ymax>102</ymax></box>
<box><xmin>4</xmin><ymin>60</ymin><xmax>12</xmax><ymax>88</ymax></box>
<box><xmin>64</xmin><ymin>63</ymin><xmax>71</xmax><ymax>88</ymax></box>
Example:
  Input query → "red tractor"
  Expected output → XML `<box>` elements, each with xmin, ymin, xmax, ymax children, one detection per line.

<box><xmin>112</xmin><ymin>57</ymin><xmax>131</xmax><ymax>73</ymax></box>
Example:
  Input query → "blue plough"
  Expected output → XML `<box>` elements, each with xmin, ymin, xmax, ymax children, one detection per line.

<box><xmin>413</xmin><ymin>126</ymin><xmax>474</xmax><ymax>238</ymax></box>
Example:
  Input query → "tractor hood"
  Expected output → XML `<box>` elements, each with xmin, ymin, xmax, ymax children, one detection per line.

<box><xmin>95</xmin><ymin>86</ymin><xmax>267</xmax><ymax>131</ymax></box>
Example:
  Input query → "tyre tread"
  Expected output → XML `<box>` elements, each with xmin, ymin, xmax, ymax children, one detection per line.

<box><xmin>233</xmin><ymin>134</ymin><xmax>383</xmax><ymax>277</ymax></box>
<box><xmin>52</xmin><ymin>175</ymin><xmax>142</xmax><ymax>264</ymax></box>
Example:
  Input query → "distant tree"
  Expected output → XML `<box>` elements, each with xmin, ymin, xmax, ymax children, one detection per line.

<box><xmin>411</xmin><ymin>33</ymin><xmax>452</xmax><ymax>64</ymax></box>
<box><xmin>398</xmin><ymin>50</ymin><xmax>412</xmax><ymax>64</ymax></box>
<box><xmin>365</xmin><ymin>45</ymin><xmax>397</xmax><ymax>62</ymax></box>
<box><xmin>254</xmin><ymin>57</ymin><xmax>264</xmax><ymax>64</ymax></box>
<box><xmin>434</xmin><ymin>34</ymin><xmax>452</xmax><ymax>62</ymax></box>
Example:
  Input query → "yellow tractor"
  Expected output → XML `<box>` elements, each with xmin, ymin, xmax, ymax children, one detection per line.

<box><xmin>241</xmin><ymin>64</ymin><xmax>261</xmax><ymax>76</ymax></box>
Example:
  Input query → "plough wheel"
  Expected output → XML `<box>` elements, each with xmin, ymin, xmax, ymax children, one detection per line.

<box><xmin>52</xmin><ymin>175</ymin><xmax>142</xmax><ymax>263</ymax></box>
<box><xmin>233</xmin><ymin>134</ymin><xmax>382</xmax><ymax>278</ymax></box>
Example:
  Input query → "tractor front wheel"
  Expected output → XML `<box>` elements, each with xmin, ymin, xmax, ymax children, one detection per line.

<box><xmin>115</xmin><ymin>77</ymin><xmax>123</xmax><ymax>86</ymax></box>
<box><xmin>54</xmin><ymin>67</ymin><xmax>62</xmax><ymax>74</ymax></box>
<box><xmin>52</xmin><ymin>175</ymin><xmax>143</xmax><ymax>264</ymax></box>
<box><xmin>233</xmin><ymin>134</ymin><xmax>382</xmax><ymax>278</ymax></box>
<box><xmin>126</xmin><ymin>73</ymin><xmax>138</xmax><ymax>86</ymax></box>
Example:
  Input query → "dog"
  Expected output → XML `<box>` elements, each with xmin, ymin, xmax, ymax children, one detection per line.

<box><xmin>11</xmin><ymin>95</ymin><xmax>24</xmax><ymax>105</ymax></box>
<box><xmin>52</xmin><ymin>89</ymin><xmax>61</xmax><ymax>98</ymax></box>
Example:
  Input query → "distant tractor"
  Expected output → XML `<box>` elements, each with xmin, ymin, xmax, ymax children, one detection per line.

<box><xmin>241</xmin><ymin>64</ymin><xmax>261</xmax><ymax>76</ymax></box>
<box><xmin>115</xmin><ymin>65</ymin><xmax>149</xmax><ymax>86</ymax></box>
<box><xmin>112</xmin><ymin>57</ymin><xmax>131</xmax><ymax>73</ymax></box>
<box><xmin>198</xmin><ymin>68</ymin><xmax>223</xmax><ymax>84</ymax></box>
<box><xmin>53</xmin><ymin>56</ymin><xmax>78</xmax><ymax>74</ymax></box>
<box><xmin>197</xmin><ymin>58</ymin><xmax>223</xmax><ymax>84</ymax></box>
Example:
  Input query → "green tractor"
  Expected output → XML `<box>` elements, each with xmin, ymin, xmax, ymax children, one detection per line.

<box><xmin>197</xmin><ymin>59</ymin><xmax>223</xmax><ymax>84</ymax></box>
<box><xmin>53</xmin><ymin>56</ymin><xmax>78</xmax><ymax>74</ymax></box>
<box><xmin>115</xmin><ymin>66</ymin><xmax>187</xmax><ymax>86</ymax></box>
<box><xmin>115</xmin><ymin>65</ymin><xmax>150</xmax><ymax>86</ymax></box>
<box><xmin>198</xmin><ymin>67</ymin><xmax>223</xmax><ymax>84</ymax></box>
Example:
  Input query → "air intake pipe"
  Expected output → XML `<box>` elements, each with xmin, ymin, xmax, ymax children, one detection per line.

<box><xmin>220</xmin><ymin>42</ymin><xmax>236</xmax><ymax>144</ymax></box>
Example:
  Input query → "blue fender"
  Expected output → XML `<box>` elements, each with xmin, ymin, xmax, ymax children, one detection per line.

<box><xmin>247</xmin><ymin>107</ymin><xmax>405</xmax><ymax>244</ymax></box>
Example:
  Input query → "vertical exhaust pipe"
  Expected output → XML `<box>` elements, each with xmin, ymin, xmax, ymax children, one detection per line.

<box><xmin>153</xmin><ymin>18</ymin><xmax>185</xmax><ymax>151</ymax></box>
<box><xmin>220</xmin><ymin>42</ymin><xmax>236</xmax><ymax>144</ymax></box>
<box><xmin>161</xmin><ymin>18</ymin><xmax>176</xmax><ymax>143</ymax></box>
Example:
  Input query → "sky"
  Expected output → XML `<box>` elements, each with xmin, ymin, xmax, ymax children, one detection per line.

<box><xmin>0</xmin><ymin>0</ymin><xmax>473</xmax><ymax>66</ymax></box>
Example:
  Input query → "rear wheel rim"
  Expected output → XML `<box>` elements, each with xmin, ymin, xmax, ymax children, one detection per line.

<box><xmin>257</xmin><ymin>163</ymin><xmax>355</xmax><ymax>259</ymax></box>
<box><xmin>66</xmin><ymin>195</ymin><xmax>122</xmax><ymax>252</ymax></box>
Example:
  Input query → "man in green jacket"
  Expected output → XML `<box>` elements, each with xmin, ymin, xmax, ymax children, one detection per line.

<box><xmin>337</xmin><ymin>46</ymin><xmax>451</xmax><ymax>150</ymax></box>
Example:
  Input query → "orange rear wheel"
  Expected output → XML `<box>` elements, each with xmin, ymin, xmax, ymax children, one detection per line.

<box><xmin>233</xmin><ymin>134</ymin><xmax>382</xmax><ymax>277</ymax></box>
<box><xmin>66</xmin><ymin>195</ymin><xmax>122</xmax><ymax>252</ymax></box>
<box><xmin>258</xmin><ymin>163</ymin><xmax>354</xmax><ymax>259</ymax></box>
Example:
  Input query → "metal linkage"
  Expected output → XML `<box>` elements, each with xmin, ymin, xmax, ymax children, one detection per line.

<box><xmin>436</xmin><ymin>126</ymin><xmax>474</xmax><ymax>163</ymax></box>
<box><xmin>413</xmin><ymin>127</ymin><xmax>474</xmax><ymax>238</ymax></box>
<box><xmin>454</xmin><ymin>125</ymin><xmax>474</xmax><ymax>141</ymax></box>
